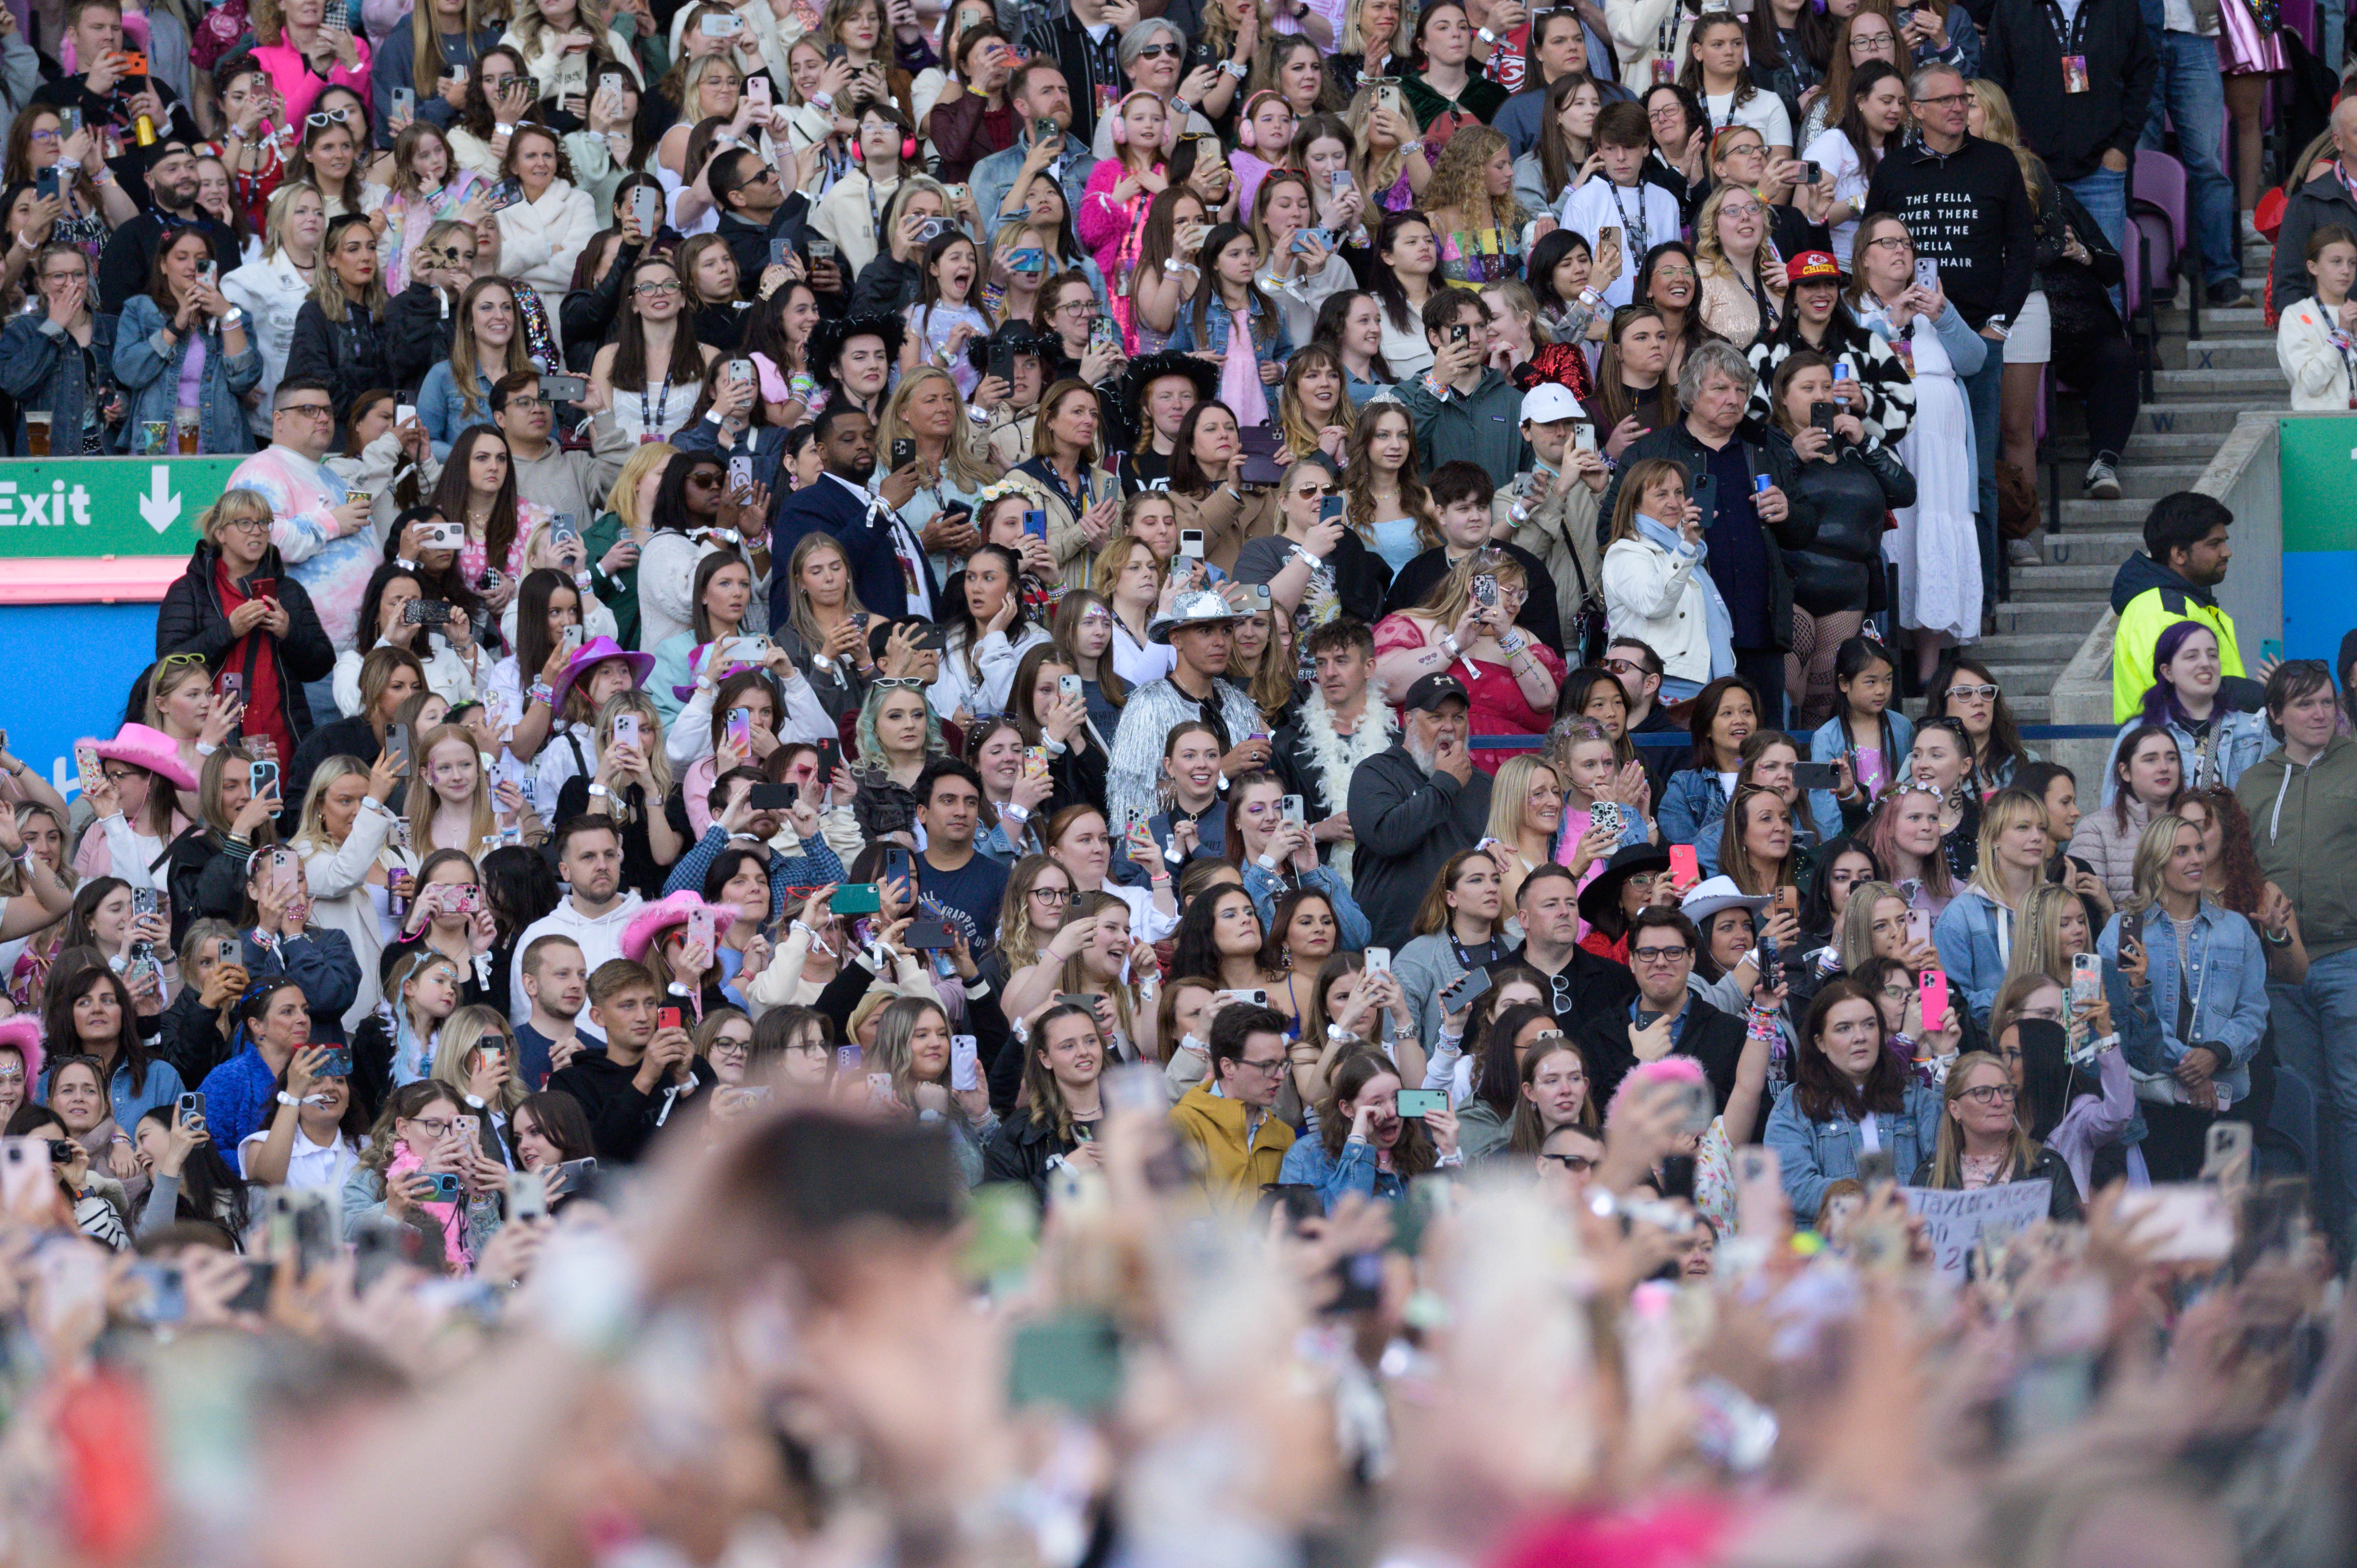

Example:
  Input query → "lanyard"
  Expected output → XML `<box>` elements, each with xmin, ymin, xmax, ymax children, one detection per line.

<box><xmin>864</xmin><ymin>174</ymin><xmax>889</xmax><ymax>248</ymax></box>
<box><xmin>1608</xmin><ymin>181</ymin><xmax>1650</xmax><ymax>252</ymax></box>
<box><xmin>640</xmin><ymin>372</ymin><xmax>670</xmax><ymax>436</ymax></box>
<box><xmin>2042</xmin><ymin>0</ymin><xmax>2090</xmax><ymax>52</ymax></box>
<box><xmin>1448</xmin><ymin>933</ymin><xmax>1503</xmax><ymax>970</ymax></box>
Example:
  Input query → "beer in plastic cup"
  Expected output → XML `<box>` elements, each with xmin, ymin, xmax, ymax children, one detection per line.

<box><xmin>23</xmin><ymin>411</ymin><xmax>49</xmax><ymax>457</ymax></box>
<box><xmin>174</xmin><ymin>407</ymin><xmax>200</xmax><ymax>454</ymax></box>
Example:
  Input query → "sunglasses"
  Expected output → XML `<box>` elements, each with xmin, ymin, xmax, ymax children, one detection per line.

<box><xmin>1944</xmin><ymin>683</ymin><xmax>1999</xmax><ymax>701</ymax></box>
<box><xmin>874</xmin><ymin>675</ymin><xmax>928</xmax><ymax>689</ymax></box>
<box><xmin>306</xmin><ymin>106</ymin><xmax>355</xmax><ymax>127</ymax></box>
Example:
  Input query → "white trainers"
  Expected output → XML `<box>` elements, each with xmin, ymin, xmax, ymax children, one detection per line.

<box><xmin>2007</xmin><ymin>537</ymin><xmax>2042</xmax><ymax>567</ymax></box>
<box><xmin>2083</xmin><ymin>458</ymin><xmax>2122</xmax><ymax>500</ymax></box>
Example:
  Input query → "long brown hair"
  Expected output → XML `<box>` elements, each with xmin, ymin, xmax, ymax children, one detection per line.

<box><xmin>1718</xmin><ymin>784</ymin><xmax>1795</xmax><ymax>896</ymax></box>
<box><xmin>429</xmin><ymin>425</ymin><xmax>523</xmax><ymax>581</ymax></box>
<box><xmin>1316</xmin><ymin>1049</ymin><xmax>1437</xmax><ymax>1172</ymax></box>
<box><xmin>1594</xmin><ymin>305</ymin><xmax>1679</xmax><ymax>434</ymax></box>
<box><xmin>1340</xmin><ymin>398</ymin><xmax>1438</xmax><ymax>546</ymax></box>
<box><xmin>1792</xmin><ymin>973</ymin><xmax>1908</xmax><ymax>1123</ymax></box>
<box><xmin>610</xmin><ymin>256</ymin><xmax>710</xmax><ymax>394</ymax></box>
<box><xmin>449</xmin><ymin>276</ymin><xmax>535</xmax><ymax>420</ymax></box>
<box><xmin>1505</xmin><ymin>1032</ymin><xmax>1597</xmax><ymax>1153</ymax></box>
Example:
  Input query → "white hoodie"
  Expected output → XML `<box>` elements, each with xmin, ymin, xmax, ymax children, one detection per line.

<box><xmin>508</xmin><ymin>890</ymin><xmax>646</xmax><ymax>1031</ymax></box>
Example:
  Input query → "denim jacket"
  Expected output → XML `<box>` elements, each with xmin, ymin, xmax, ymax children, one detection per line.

<box><xmin>111</xmin><ymin>293</ymin><xmax>263</xmax><ymax>456</ymax></box>
<box><xmin>1659</xmin><ymin>767</ymin><xmax>1732</xmax><ymax>858</ymax></box>
<box><xmin>0</xmin><ymin>311</ymin><xmax>122</xmax><ymax>454</ymax></box>
<box><xmin>2097</xmin><ymin>901</ymin><xmax>2268</xmax><ymax>1100</ymax></box>
<box><xmin>1762</xmin><ymin>1078</ymin><xmax>1944</xmax><ymax>1222</ymax></box>
<box><xmin>1808</xmin><ymin>710</ymin><xmax>1915</xmax><ymax>844</ymax></box>
<box><xmin>1932</xmin><ymin>886</ymin><xmax>2013</xmax><ymax>1026</ymax></box>
<box><xmin>1242</xmin><ymin>861</ymin><xmax>1374</xmax><ymax>951</ymax></box>
<box><xmin>1278</xmin><ymin>1131</ymin><xmax>1406</xmax><ymax>1211</ymax></box>
<box><xmin>1166</xmin><ymin>300</ymin><xmax>1294</xmax><ymax>370</ymax></box>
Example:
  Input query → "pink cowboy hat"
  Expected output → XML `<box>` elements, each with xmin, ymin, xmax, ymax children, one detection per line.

<box><xmin>86</xmin><ymin>723</ymin><xmax>199</xmax><ymax>791</ymax></box>
<box><xmin>551</xmin><ymin>636</ymin><xmax>657</xmax><ymax>712</ymax></box>
<box><xmin>619</xmin><ymin>891</ymin><xmax>737</xmax><ymax>964</ymax></box>
<box><xmin>0</xmin><ymin>1015</ymin><xmax>42</xmax><ymax>1090</ymax></box>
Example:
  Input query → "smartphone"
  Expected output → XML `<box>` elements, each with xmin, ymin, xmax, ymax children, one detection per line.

<box><xmin>553</xmin><ymin>1157</ymin><xmax>600</xmax><ymax>1193</ymax></box>
<box><xmin>448</xmin><ymin>882</ymin><xmax>482</xmax><ymax>914</ymax></box>
<box><xmin>177</xmin><ymin>1091</ymin><xmax>205</xmax><ymax>1128</ymax></box>
<box><xmin>1790</xmin><ymin>761</ymin><xmax>1841</xmax><ymax>792</ymax></box>
<box><xmin>1008</xmin><ymin>1311</ymin><xmax>1123</xmax><ymax>1411</ymax></box>
<box><xmin>1438</xmin><ymin>966</ymin><xmax>1491</xmax><ymax>1012</ymax></box>
<box><xmin>1057</xmin><ymin>673</ymin><xmax>1083</xmax><ymax>704</ymax></box>
<box><xmin>1734</xmin><ymin>1145</ymin><xmax>1783</xmax><ymax>1238</ymax></box>
<box><xmin>414</xmin><ymin>1172</ymin><xmax>463</xmax><ymax>1203</ymax></box>
<box><xmin>1856</xmin><ymin>1148</ymin><xmax>1898</xmax><ymax>1191</ymax></box>
<box><xmin>2200</xmin><ymin>1120</ymin><xmax>2253</xmax><ymax>1186</ymax></box>
<box><xmin>1918</xmin><ymin>967</ymin><xmax>1950</xmax><ymax>1030</ymax></box>
<box><xmin>2119</xmin><ymin>906</ymin><xmax>2144</xmax><ymax>952</ymax></box>
<box><xmin>883</xmin><ymin>848</ymin><xmax>914</xmax><ymax>887</ymax></box>
<box><xmin>686</xmin><ymin>905</ymin><xmax>716</xmax><ymax>955</ymax></box>
<box><xmin>2115</xmin><ymin>1185</ymin><xmax>2235</xmax><ymax>1261</ymax></box>
<box><xmin>697</xmin><ymin>10</ymin><xmax>742</xmax><ymax>33</ymax></box>
<box><xmin>251</xmin><ymin>758</ymin><xmax>279</xmax><ymax>799</ymax></box>
<box><xmin>609</xmin><ymin>712</ymin><xmax>641</xmax><ymax>753</ymax></box>
<box><xmin>1800</xmin><ymin>159</ymin><xmax>1820</xmax><ymax>184</ymax></box>
<box><xmin>630</xmin><ymin>184</ymin><xmax>661</xmax><ymax>235</ymax></box>
<box><xmin>2263</xmin><ymin>638</ymin><xmax>2286</xmax><ymax>664</ymax></box>
<box><xmin>542</xmin><ymin>372</ymin><xmax>588</xmax><ymax>403</ymax></box>
<box><xmin>904</xmin><ymin>918</ymin><xmax>956</xmax><ymax>949</ymax></box>
<box><xmin>950</xmin><ymin>1034</ymin><xmax>980</xmax><ymax>1092</ymax></box>
<box><xmin>1032</xmin><ymin>113</ymin><xmax>1059</xmax><ymax>143</ymax></box>
<box><xmin>1809</xmin><ymin>400</ymin><xmax>1836</xmax><ymax>433</ymax></box>
<box><xmin>1692</xmin><ymin>470</ymin><xmax>1718</xmax><ymax>522</ymax></box>
<box><xmin>391</xmin><ymin>85</ymin><xmax>415</xmax><ymax>118</ymax></box>
<box><xmin>2070</xmin><ymin>951</ymin><xmax>2101</xmax><ymax>1007</ymax></box>
<box><xmin>1178</xmin><ymin>528</ymin><xmax>1206</xmax><ymax>559</ymax></box>
<box><xmin>890</xmin><ymin>436</ymin><xmax>917</xmax><ymax>470</ymax></box>
<box><xmin>33</xmin><ymin>166</ymin><xmax>57</xmax><ymax>202</ymax></box>
<box><xmin>832</xmin><ymin>883</ymin><xmax>883</xmax><ymax>914</ymax></box>
<box><xmin>1590</xmin><ymin>800</ymin><xmax>1626</xmax><ymax>840</ymax></box>
<box><xmin>809</xmin><ymin>237</ymin><xmax>836</xmax><ymax>262</ymax></box>
<box><xmin>126</xmin><ymin>1260</ymin><xmax>186</xmax><ymax>1325</ymax></box>
<box><xmin>1906</xmin><ymin>905</ymin><xmax>1933</xmax><ymax>948</ymax></box>
<box><xmin>1668</xmin><ymin>843</ymin><xmax>1701</xmax><ymax>887</ymax></box>
<box><xmin>747</xmin><ymin>783</ymin><xmax>798</xmax><ymax>810</ymax></box>
<box><xmin>746</xmin><ymin>73</ymin><xmax>771</xmax><ymax>106</ymax></box>
<box><xmin>728</xmin><ymin>454</ymin><xmax>754</xmax><ymax>495</ymax></box>
<box><xmin>1396</xmin><ymin>1089</ymin><xmax>1446</xmax><ymax>1118</ymax></box>
<box><xmin>509</xmin><ymin>1169</ymin><xmax>548</xmax><ymax>1220</ymax></box>
<box><xmin>315</xmin><ymin>1046</ymin><xmax>353</xmax><ymax>1077</ymax></box>
<box><xmin>483</xmin><ymin>177</ymin><xmax>525</xmax><ymax>212</ymax></box>
<box><xmin>1365</xmin><ymin>946</ymin><xmax>1391</xmax><ymax>975</ymax></box>
<box><xmin>416</xmin><ymin>521</ymin><xmax>466</xmax><ymax>551</ymax></box>
<box><xmin>1913</xmin><ymin>256</ymin><xmax>1939</xmax><ymax>291</ymax></box>
<box><xmin>658</xmin><ymin>1005</ymin><xmax>683</xmax><ymax>1033</ymax></box>
<box><xmin>725</xmin><ymin>706</ymin><xmax>753</xmax><ymax>748</ymax></box>
<box><xmin>1447</xmin><ymin>321</ymin><xmax>1471</xmax><ymax>344</ymax></box>
<box><xmin>600</xmin><ymin>69</ymin><xmax>625</xmax><ymax>98</ymax></box>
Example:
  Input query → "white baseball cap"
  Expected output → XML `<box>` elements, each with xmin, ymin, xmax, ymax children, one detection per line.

<box><xmin>1520</xmin><ymin>383</ymin><xmax>1584</xmax><ymax>425</ymax></box>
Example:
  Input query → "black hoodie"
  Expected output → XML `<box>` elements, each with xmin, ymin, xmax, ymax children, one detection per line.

<box><xmin>546</xmin><ymin>1046</ymin><xmax>717</xmax><ymax>1165</ymax></box>
<box><xmin>1863</xmin><ymin>133</ymin><xmax>2037</xmax><ymax>332</ymax></box>
<box><xmin>1985</xmin><ymin>0</ymin><xmax>2158</xmax><ymax>185</ymax></box>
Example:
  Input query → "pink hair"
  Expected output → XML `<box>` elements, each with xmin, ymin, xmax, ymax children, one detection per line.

<box><xmin>1605</xmin><ymin>1053</ymin><xmax>1707</xmax><ymax>1124</ymax></box>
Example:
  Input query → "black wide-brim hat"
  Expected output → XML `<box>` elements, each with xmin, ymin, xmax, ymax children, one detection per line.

<box><xmin>1118</xmin><ymin>349</ymin><xmax>1220</xmax><ymax>418</ymax></box>
<box><xmin>1577</xmin><ymin>839</ymin><xmax>1673</xmax><ymax>927</ymax></box>
<box><xmin>808</xmin><ymin>312</ymin><xmax>908</xmax><ymax>386</ymax></box>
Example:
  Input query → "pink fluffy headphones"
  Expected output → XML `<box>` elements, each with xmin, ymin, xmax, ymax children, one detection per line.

<box><xmin>1108</xmin><ymin>87</ymin><xmax>1163</xmax><ymax>146</ymax></box>
<box><xmin>1236</xmin><ymin>89</ymin><xmax>1286</xmax><ymax>150</ymax></box>
<box><xmin>850</xmin><ymin>118</ymin><xmax>920</xmax><ymax>162</ymax></box>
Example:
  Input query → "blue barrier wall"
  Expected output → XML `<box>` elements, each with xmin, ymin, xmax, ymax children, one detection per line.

<box><xmin>4</xmin><ymin>603</ymin><xmax>163</xmax><ymax>796</ymax></box>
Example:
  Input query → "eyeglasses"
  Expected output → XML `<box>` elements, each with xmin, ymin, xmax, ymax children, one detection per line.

<box><xmin>219</xmin><ymin>516</ymin><xmax>272</xmax><ymax>533</ymax></box>
<box><xmin>1913</xmin><ymin>91</ymin><xmax>1972</xmax><ymax>108</ymax></box>
<box><xmin>1295</xmin><ymin>484</ymin><xmax>1340</xmax><ymax>498</ymax></box>
<box><xmin>1234</xmin><ymin>1055</ymin><xmax>1288</xmax><ymax>1077</ymax></box>
<box><xmin>709</xmin><ymin>1036</ymin><xmax>751</xmax><ymax>1056</ymax></box>
<box><xmin>306</xmin><ymin>106</ymin><xmax>355</xmax><ymax>127</ymax></box>
<box><xmin>634</xmin><ymin>279</ymin><xmax>683</xmax><ymax>296</ymax></box>
<box><xmin>1541</xmin><ymin>1152</ymin><xmax>1596</xmax><ymax>1172</ymax></box>
<box><xmin>1944</xmin><ymin>683</ymin><xmax>1999</xmax><ymax>701</ymax></box>
<box><xmin>28</xmin><ymin>127</ymin><xmax>56</xmax><ymax>143</ymax></box>
<box><xmin>504</xmin><ymin>395</ymin><xmax>550</xmax><ymax>410</ymax></box>
<box><xmin>1601</xmin><ymin>656</ymin><xmax>1653</xmax><ymax>677</ymax></box>
<box><xmin>1029</xmin><ymin>886</ymin><xmax>1073</xmax><ymax>903</ymax></box>
<box><xmin>1630</xmin><ymin>945</ymin><xmax>1690</xmax><ymax>963</ymax></box>
<box><xmin>277</xmin><ymin>402</ymin><xmax>336</xmax><ymax>419</ymax></box>
<box><xmin>406</xmin><ymin>1115</ymin><xmax>456</xmax><ymax>1138</ymax></box>
<box><xmin>1959</xmin><ymin>1083</ymin><xmax>2018</xmax><ymax>1105</ymax></box>
<box><xmin>1866</xmin><ymin>235</ymin><xmax>1913</xmax><ymax>251</ymax></box>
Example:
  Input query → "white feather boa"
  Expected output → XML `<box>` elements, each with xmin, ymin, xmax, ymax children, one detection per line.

<box><xmin>1298</xmin><ymin>688</ymin><xmax>1397</xmax><ymax>884</ymax></box>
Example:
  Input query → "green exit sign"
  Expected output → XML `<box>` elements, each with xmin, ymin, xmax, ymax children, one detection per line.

<box><xmin>0</xmin><ymin>456</ymin><xmax>246</xmax><ymax>558</ymax></box>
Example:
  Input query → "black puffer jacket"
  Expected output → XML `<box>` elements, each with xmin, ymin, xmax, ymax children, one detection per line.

<box><xmin>286</xmin><ymin>299</ymin><xmax>392</xmax><ymax>439</ymax></box>
<box><xmin>383</xmin><ymin>282</ymin><xmax>457</xmax><ymax>398</ymax></box>
<box><xmin>1762</xmin><ymin>423</ymin><xmax>1915</xmax><ymax>617</ymax></box>
<box><xmin>152</xmin><ymin>539</ymin><xmax>337</xmax><ymax>738</ymax></box>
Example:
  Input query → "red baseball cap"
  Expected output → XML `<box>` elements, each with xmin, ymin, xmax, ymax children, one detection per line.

<box><xmin>1787</xmin><ymin>250</ymin><xmax>1844</xmax><ymax>283</ymax></box>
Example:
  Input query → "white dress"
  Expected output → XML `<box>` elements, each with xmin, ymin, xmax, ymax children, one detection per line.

<box><xmin>609</xmin><ymin>377</ymin><xmax>701</xmax><ymax>445</ymax></box>
<box><xmin>1877</xmin><ymin>310</ymin><xmax>1982</xmax><ymax>643</ymax></box>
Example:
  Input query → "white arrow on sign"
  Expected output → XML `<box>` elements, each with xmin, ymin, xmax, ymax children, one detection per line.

<box><xmin>139</xmin><ymin>466</ymin><xmax>180</xmax><ymax>534</ymax></box>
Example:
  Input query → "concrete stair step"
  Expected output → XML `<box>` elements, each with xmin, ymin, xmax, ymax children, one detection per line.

<box><xmin>2134</xmin><ymin>403</ymin><xmax>2255</xmax><ymax>434</ymax></box>
<box><xmin>2156</xmin><ymin>337</ymin><xmax>2283</xmax><ymax>370</ymax></box>
<box><xmin>2151</xmin><ymin>366</ymin><xmax>2291</xmax><ymax>398</ymax></box>
<box><xmin>2024</xmin><ymin>526</ymin><xmax>2141</xmax><ymax>563</ymax></box>
<box><xmin>2120</xmin><ymin>429</ymin><xmax>2255</xmax><ymax>456</ymax></box>
<box><xmin>2155</xmin><ymin>305</ymin><xmax>2273</xmax><ymax>336</ymax></box>
<box><xmin>2003</xmin><ymin>562</ymin><xmax>2121</xmax><ymax>599</ymax></box>
<box><xmin>2113</xmin><ymin>462</ymin><xmax>2216</xmax><ymax>498</ymax></box>
<box><xmin>1970</xmin><ymin>631</ymin><xmax>2085</xmax><ymax>664</ymax></box>
<box><xmin>1990</xmin><ymin>599</ymin><xmax>2106</xmax><ymax>634</ymax></box>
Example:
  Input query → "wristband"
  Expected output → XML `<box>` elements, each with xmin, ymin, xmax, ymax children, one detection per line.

<box><xmin>528</xmin><ymin>679</ymin><xmax>555</xmax><ymax>705</ymax></box>
<box><xmin>1171</xmin><ymin>97</ymin><xmax>1192</xmax><ymax>118</ymax></box>
<box><xmin>277</xmin><ymin>1090</ymin><xmax>301</xmax><ymax>1107</ymax></box>
<box><xmin>1477</xmin><ymin>25</ymin><xmax>1498</xmax><ymax>41</ymax></box>
<box><xmin>1220</xmin><ymin>58</ymin><xmax>1247</xmax><ymax>77</ymax></box>
<box><xmin>999</xmin><ymin>800</ymin><xmax>1029</xmax><ymax>822</ymax></box>
<box><xmin>810</xmin><ymin>89</ymin><xmax>834</xmax><ymax>109</ymax></box>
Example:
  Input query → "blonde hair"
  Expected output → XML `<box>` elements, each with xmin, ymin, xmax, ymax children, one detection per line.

<box><xmin>593</xmin><ymin>691</ymin><xmax>671</xmax><ymax>822</ymax></box>
<box><xmin>1414</xmin><ymin>546</ymin><xmax>1524</xmax><ymax>634</ymax></box>
<box><xmin>1927</xmin><ymin>1049</ymin><xmax>2042</xmax><ymax>1190</ymax></box>
<box><xmin>1967</xmin><ymin>786</ymin><xmax>2050</xmax><ymax>907</ymax></box>
<box><xmin>878</xmin><ymin>366</ymin><xmax>1002</xmax><ymax>494</ymax></box>
<box><xmin>311</xmin><ymin>210</ymin><xmax>392</xmax><ymax>322</ymax></box>
<box><xmin>2002</xmin><ymin>882</ymin><xmax>2086</xmax><ymax>994</ymax></box>
<box><xmin>1483</xmin><ymin>755</ymin><xmax>1560</xmax><ymax>849</ymax></box>
<box><xmin>431</xmin><ymin>1004</ymin><xmax>527</xmax><ymax>1116</ymax></box>
<box><xmin>1422</xmin><ymin>125</ymin><xmax>1526</xmax><ymax>242</ymax></box>
<box><xmin>1834</xmin><ymin>879</ymin><xmax>1905</xmax><ymax>971</ymax></box>
<box><xmin>144</xmin><ymin>658</ymin><xmax>217</xmax><ymax>733</ymax></box>
<box><xmin>1342</xmin><ymin>84</ymin><xmax>1408</xmax><ymax>203</ymax></box>
<box><xmin>1692</xmin><ymin>184</ymin><xmax>1780</xmax><ymax>303</ymax></box>
<box><xmin>606</xmin><ymin>440</ymin><xmax>678</xmax><ymax>524</ymax></box>
<box><xmin>2128</xmin><ymin>812</ymin><xmax>2202</xmax><ymax>916</ymax></box>
<box><xmin>406</xmin><ymin>722</ymin><xmax>499</xmax><ymax>855</ymax></box>
<box><xmin>1966</xmin><ymin>78</ymin><xmax>2050</xmax><ymax>209</ymax></box>
<box><xmin>198</xmin><ymin>487</ymin><xmax>275</xmax><ymax>547</ymax></box>
<box><xmin>292</xmin><ymin>754</ymin><xmax>371</xmax><ymax>856</ymax></box>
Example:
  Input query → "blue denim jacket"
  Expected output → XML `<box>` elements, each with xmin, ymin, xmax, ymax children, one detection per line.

<box><xmin>1933</xmin><ymin>887</ymin><xmax>2012</xmax><ymax>1026</ymax></box>
<box><xmin>415</xmin><ymin>361</ymin><xmax>499</xmax><ymax>454</ymax></box>
<box><xmin>40</xmin><ymin>1053</ymin><xmax>187</xmax><ymax>1142</ymax></box>
<box><xmin>112</xmin><ymin>293</ymin><xmax>263</xmax><ymax>456</ymax></box>
<box><xmin>1243</xmin><ymin>862</ymin><xmax>1374</xmax><ymax>951</ymax></box>
<box><xmin>1807</xmin><ymin>710</ymin><xmax>1915</xmax><ymax>844</ymax></box>
<box><xmin>0</xmin><ymin>312</ymin><xmax>122</xmax><ymax>454</ymax></box>
<box><xmin>1762</xmin><ymin>1078</ymin><xmax>1945</xmax><ymax>1223</ymax></box>
<box><xmin>2097</xmin><ymin>901</ymin><xmax>2268</xmax><ymax>1100</ymax></box>
<box><xmin>1659</xmin><ymin>767</ymin><xmax>1732</xmax><ymax>859</ymax></box>
<box><xmin>1278</xmin><ymin>1131</ymin><xmax>1405</xmax><ymax>1211</ymax></box>
<box><xmin>1166</xmin><ymin>300</ymin><xmax>1294</xmax><ymax>369</ymax></box>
